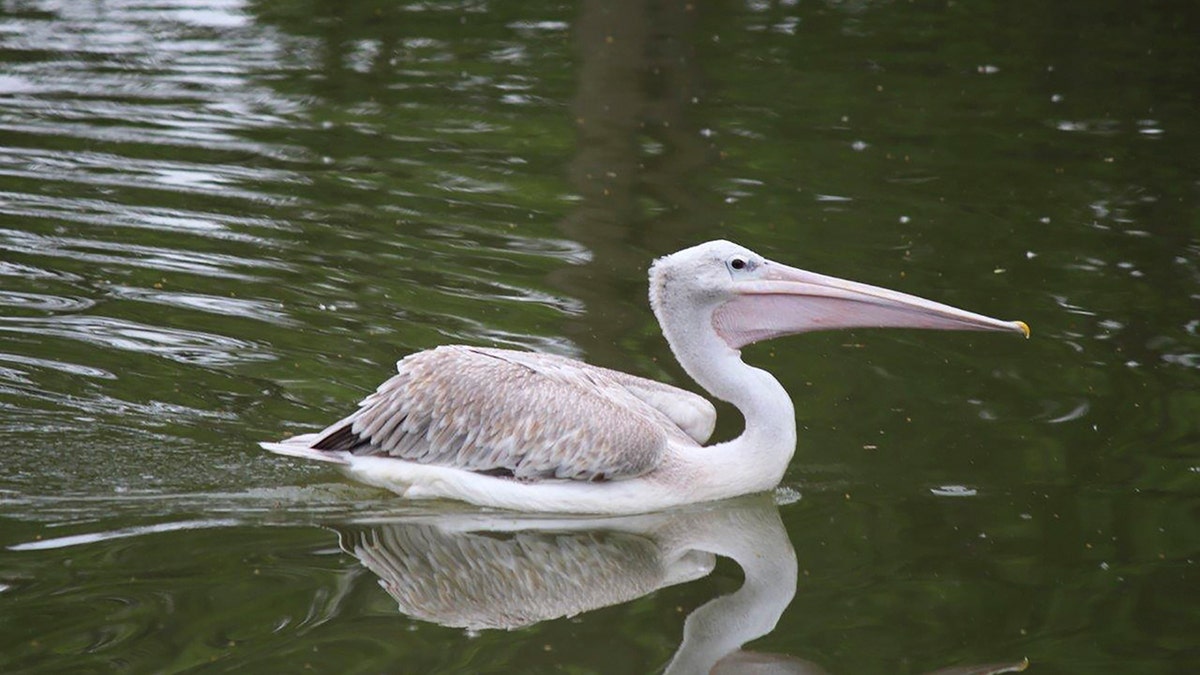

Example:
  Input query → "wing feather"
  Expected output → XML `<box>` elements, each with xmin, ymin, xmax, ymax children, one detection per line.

<box><xmin>310</xmin><ymin>346</ymin><xmax>688</xmax><ymax>481</ymax></box>
<box><xmin>474</xmin><ymin>349</ymin><xmax>717</xmax><ymax>444</ymax></box>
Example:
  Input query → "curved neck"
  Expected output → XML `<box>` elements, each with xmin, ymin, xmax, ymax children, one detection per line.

<box><xmin>653</xmin><ymin>292</ymin><xmax>797</xmax><ymax>497</ymax></box>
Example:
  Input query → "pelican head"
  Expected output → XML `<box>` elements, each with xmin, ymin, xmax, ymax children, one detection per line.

<box><xmin>650</xmin><ymin>239</ymin><xmax>1028</xmax><ymax>351</ymax></box>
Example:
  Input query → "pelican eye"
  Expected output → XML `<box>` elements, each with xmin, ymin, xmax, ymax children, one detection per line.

<box><xmin>727</xmin><ymin>256</ymin><xmax>758</xmax><ymax>276</ymax></box>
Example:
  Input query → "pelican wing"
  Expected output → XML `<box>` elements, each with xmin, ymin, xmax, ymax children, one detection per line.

<box><xmin>309</xmin><ymin>346</ymin><xmax>695</xmax><ymax>481</ymax></box>
<box><xmin>478</xmin><ymin>348</ymin><xmax>717</xmax><ymax>444</ymax></box>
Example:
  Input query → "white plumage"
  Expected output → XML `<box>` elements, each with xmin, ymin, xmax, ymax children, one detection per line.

<box><xmin>264</xmin><ymin>240</ymin><xmax>1027</xmax><ymax>513</ymax></box>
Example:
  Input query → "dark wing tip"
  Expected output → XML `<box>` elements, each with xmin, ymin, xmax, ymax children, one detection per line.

<box><xmin>312</xmin><ymin>424</ymin><xmax>367</xmax><ymax>452</ymax></box>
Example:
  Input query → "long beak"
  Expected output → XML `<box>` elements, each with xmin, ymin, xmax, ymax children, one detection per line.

<box><xmin>712</xmin><ymin>261</ymin><xmax>1029</xmax><ymax>349</ymax></box>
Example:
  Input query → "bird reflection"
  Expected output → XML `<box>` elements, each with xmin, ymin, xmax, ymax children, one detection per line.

<box><xmin>341</xmin><ymin>516</ymin><xmax>714</xmax><ymax>631</ymax></box>
<box><xmin>331</xmin><ymin>495</ymin><xmax>1027</xmax><ymax>675</ymax></box>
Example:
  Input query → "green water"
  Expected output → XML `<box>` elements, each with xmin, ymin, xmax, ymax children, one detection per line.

<box><xmin>1</xmin><ymin>0</ymin><xmax>1196</xmax><ymax>672</ymax></box>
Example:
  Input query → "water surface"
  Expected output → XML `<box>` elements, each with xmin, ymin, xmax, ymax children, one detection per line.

<box><xmin>1</xmin><ymin>0</ymin><xmax>1197</xmax><ymax>672</ymax></box>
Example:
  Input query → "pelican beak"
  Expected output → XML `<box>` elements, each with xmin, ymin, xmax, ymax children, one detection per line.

<box><xmin>712</xmin><ymin>261</ymin><xmax>1029</xmax><ymax>349</ymax></box>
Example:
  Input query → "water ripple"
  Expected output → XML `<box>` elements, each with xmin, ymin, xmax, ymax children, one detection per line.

<box><xmin>436</xmin><ymin>274</ymin><xmax>585</xmax><ymax>315</ymax></box>
<box><xmin>8</xmin><ymin>518</ymin><xmax>242</xmax><ymax>552</ymax></box>
<box><xmin>106</xmin><ymin>286</ymin><xmax>295</xmax><ymax>326</ymax></box>
<box><xmin>0</xmin><ymin>190</ymin><xmax>296</xmax><ymax>244</ymax></box>
<box><xmin>0</xmin><ymin>353</ymin><xmax>116</xmax><ymax>380</ymax></box>
<box><xmin>0</xmin><ymin>290</ymin><xmax>94</xmax><ymax>313</ymax></box>
<box><xmin>0</xmin><ymin>227</ymin><xmax>280</xmax><ymax>281</ymax></box>
<box><xmin>0</xmin><ymin>260</ymin><xmax>84</xmax><ymax>283</ymax></box>
<box><xmin>0</xmin><ymin>146</ymin><xmax>310</xmax><ymax>204</ymax></box>
<box><xmin>1041</xmin><ymin>399</ymin><xmax>1092</xmax><ymax>425</ymax></box>
<box><xmin>0</xmin><ymin>316</ymin><xmax>272</xmax><ymax>366</ymax></box>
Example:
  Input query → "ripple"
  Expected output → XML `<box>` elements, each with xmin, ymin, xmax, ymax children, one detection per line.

<box><xmin>0</xmin><ymin>190</ymin><xmax>296</xmax><ymax>245</ymax></box>
<box><xmin>1042</xmin><ymin>399</ymin><xmax>1092</xmax><ymax>424</ymax></box>
<box><xmin>1162</xmin><ymin>353</ymin><xmax>1199</xmax><ymax>369</ymax></box>
<box><xmin>773</xmin><ymin>486</ymin><xmax>802</xmax><ymax>505</ymax></box>
<box><xmin>0</xmin><ymin>147</ymin><xmax>307</xmax><ymax>206</ymax></box>
<box><xmin>0</xmin><ymin>290</ymin><xmax>94</xmax><ymax>313</ymax></box>
<box><xmin>507</xmin><ymin>20</ymin><xmax>570</xmax><ymax>33</ymax></box>
<box><xmin>1050</xmin><ymin>294</ymin><xmax>1096</xmax><ymax>317</ymax></box>
<box><xmin>431</xmin><ymin>171</ymin><xmax>511</xmax><ymax>194</ymax></box>
<box><xmin>8</xmin><ymin>518</ymin><xmax>241</xmax><ymax>552</ymax></box>
<box><xmin>419</xmin><ymin>225</ymin><xmax>593</xmax><ymax>264</ymax></box>
<box><xmin>0</xmin><ymin>260</ymin><xmax>84</xmax><ymax>283</ymax></box>
<box><xmin>0</xmin><ymin>227</ymin><xmax>278</xmax><ymax>281</ymax></box>
<box><xmin>107</xmin><ymin>286</ymin><xmax>295</xmax><ymax>326</ymax></box>
<box><xmin>436</xmin><ymin>274</ymin><xmax>586</xmax><ymax>315</ymax></box>
<box><xmin>930</xmin><ymin>485</ymin><xmax>978</xmax><ymax>498</ymax></box>
<box><xmin>1051</xmin><ymin>118</ymin><xmax>1121</xmax><ymax>135</ymax></box>
<box><xmin>0</xmin><ymin>316</ymin><xmax>273</xmax><ymax>366</ymax></box>
<box><xmin>0</xmin><ymin>353</ymin><xmax>115</xmax><ymax>380</ymax></box>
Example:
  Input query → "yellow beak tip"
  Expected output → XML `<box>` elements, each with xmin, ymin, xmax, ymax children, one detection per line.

<box><xmin>1015</xmin><ymin>320</ymin><xmax>1031</xmax><ymax>339</ymax></box>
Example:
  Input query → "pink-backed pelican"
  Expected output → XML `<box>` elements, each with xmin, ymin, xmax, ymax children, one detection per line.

<box><xmin>263</xmin><ymin>240</ymin><xmax>1028</xmax><ymax>513</ymax></box>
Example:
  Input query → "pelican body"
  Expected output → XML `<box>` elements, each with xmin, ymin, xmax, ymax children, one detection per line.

<box><xmin>263</xmin><ymin>240</ymin><xmax>1027</xmax><ymax>514</ymax></box>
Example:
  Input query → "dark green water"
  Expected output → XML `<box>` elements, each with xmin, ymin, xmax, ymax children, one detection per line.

<box><xmin>1</xmin><ymin>0</ymin><xmax>1197</xmax><ymax>672</ymax></box>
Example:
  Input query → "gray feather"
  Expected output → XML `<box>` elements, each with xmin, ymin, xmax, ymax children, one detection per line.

<box><xmin>311</xmin><ymin>346</ymin><xmax>712</xmax><ymax>481</ymax></box>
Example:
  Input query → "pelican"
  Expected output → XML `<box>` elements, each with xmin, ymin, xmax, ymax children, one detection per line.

<box><xmin>263</xmin><ymin>240</ymin><xmax>1028</xmax><ymax>513</ymax></box>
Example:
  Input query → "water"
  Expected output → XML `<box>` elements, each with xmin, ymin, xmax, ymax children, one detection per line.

<box><xmin>1</xmin><ymin>0</ymin><xmax>1196</xmax><ymax>672</ymax></box>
